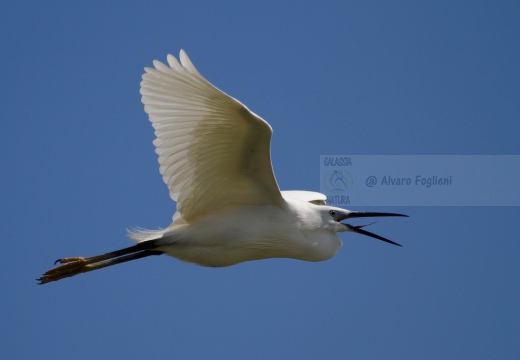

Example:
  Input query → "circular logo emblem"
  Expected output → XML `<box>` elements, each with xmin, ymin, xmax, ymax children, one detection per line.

<box><xmin>322</xmin><ymin>169</ymin><xmax>353</xmax><ymax>194</ymax></box>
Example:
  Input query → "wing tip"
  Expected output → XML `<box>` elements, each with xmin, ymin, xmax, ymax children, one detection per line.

<box><xmin>179</xmin><ymin>50</ymin><xmax>202</xmax><ymax>77</ymax></box>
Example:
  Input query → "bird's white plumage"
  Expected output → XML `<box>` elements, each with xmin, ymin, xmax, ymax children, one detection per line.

<box><xmin>140</xmin><ymin>50</ymin><xmax>283</xmax><ymax>224</ymax></box>
<box><xmin>37</xmin><ymin>50</ymin><xmax>406</xmax><ymax>283</ymax></box>
<box><xmin>281</xmin><ymin>190</ymin><xmax>327</xmax><ymax>205</ymax></box>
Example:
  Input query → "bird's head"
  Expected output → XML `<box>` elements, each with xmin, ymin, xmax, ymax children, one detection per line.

<box><xmin>322</xmin><ymin>206</ymin><xmax>408</xmax><ymax>247</ymax></box>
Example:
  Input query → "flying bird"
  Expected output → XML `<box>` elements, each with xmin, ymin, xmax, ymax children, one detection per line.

<box><xmin>38</xmin><ymin>50</ymin><xmax>407</xmax><ymax>284</ymax></box>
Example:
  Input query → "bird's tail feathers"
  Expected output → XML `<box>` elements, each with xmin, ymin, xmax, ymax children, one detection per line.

<box><xmin>127</xmin><ymin>227</ymin><xmax>170</xmax><ymax>242</ymax></box>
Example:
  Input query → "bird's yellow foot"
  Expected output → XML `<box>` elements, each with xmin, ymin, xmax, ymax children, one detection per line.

<box><xmin>37</xmin><ymin>257</ymin><xmax>88</xmax><ymax>284</ymax></box>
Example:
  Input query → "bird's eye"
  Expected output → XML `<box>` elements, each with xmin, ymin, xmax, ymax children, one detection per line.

<box><xmin>329</xmin><ymin>210</ymin><xmax>337</xmax><ymax>217</ymax></box>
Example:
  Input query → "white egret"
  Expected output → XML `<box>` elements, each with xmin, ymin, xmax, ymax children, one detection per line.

<box><xmin>38</xmin><ymin>50</ymin><xmax>407</xmax><ymax>284</ymax></box>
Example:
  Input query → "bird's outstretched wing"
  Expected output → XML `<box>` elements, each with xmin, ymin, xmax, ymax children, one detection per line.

<box><xmin>140</xmin><ymin>50</ymin><xmax>283</xmax><ymax>223</ymax></box>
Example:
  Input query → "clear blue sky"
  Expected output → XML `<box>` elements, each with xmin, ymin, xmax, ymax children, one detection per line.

<box><xmin>1</xmin><ymin>1</ymin><xmax>519</xmax><ymax>359</ymax></box>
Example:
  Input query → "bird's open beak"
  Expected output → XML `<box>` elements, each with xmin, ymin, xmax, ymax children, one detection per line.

<box><xmin>341</xmin><ymin>212</ymin><xmax>408</xmax><ymax>247</ymax></box>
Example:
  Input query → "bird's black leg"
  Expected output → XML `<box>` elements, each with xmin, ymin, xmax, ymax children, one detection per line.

<box><xmin>37</xmin><ymin>240</ymin><xmax>164</xmax><ymax>285</ymax></box>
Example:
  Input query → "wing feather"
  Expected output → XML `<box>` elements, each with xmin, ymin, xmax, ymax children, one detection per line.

<box><xmin>140</xmin><ymin>50</ymin><xmax>283</xmax><ymax>223</ymax></box>
<box><xmin>281</xmin><ymin>191</ymin><xmax>327</xmax><ymax>205</ymax></box>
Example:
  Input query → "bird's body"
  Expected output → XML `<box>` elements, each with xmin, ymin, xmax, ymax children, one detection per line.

<box><xmin>38</xmin><ymin>50</ymin><xmax>407</xmax><ymax>284</ymax></box>
<box><xmin>147</xmin><ymin>197</ymin><xmax>343</xmax><ymax>267</ymax></box>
